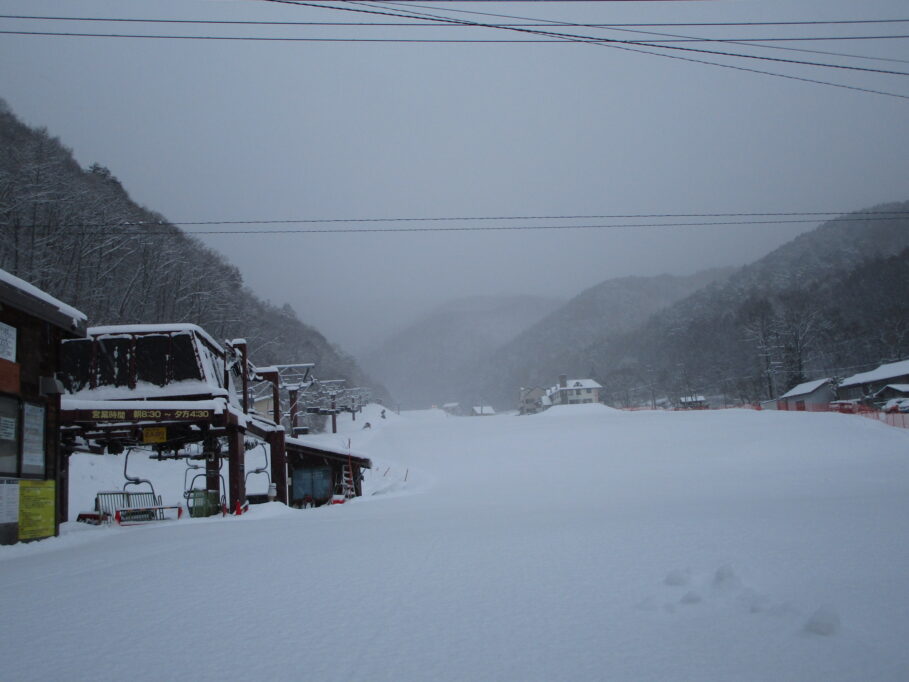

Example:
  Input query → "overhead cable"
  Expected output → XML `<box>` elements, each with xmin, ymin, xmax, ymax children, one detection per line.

<box><xmin>16</xmin><ymin>213</ymin><xmax>909</xmax><ymax>236</ymax></box>
<box><xmin>256</xmin><ymin>0</ymin><xmax>909</xmax><ymax>98</ymax></box>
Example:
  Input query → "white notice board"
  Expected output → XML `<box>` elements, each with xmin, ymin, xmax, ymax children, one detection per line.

<box><xmin>0</xmin><ymin>478</ymin><xmax>19</xmax><ymax>524</ymax></box>
<box><xmin>22</xmin><ymin>404</ymin><xmax>45</xmax><ymax>471</ymax></box>
<box><xmin>0</xmin><ymin>322</ymin><xmax>15</xmax><ymax>362</ymax></box>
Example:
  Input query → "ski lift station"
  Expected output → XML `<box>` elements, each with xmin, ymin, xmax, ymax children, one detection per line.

<box><xmin>56</xmin><ymin>324</ymin><xmax>371</xmax><ymax>526</ymax></box>
<box><xmin>0</xmin><ymin>265</ymin><xmax>373</xmax><ymax>543</ymax></box>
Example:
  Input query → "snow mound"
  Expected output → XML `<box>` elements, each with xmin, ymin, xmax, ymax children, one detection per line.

<box><xmin>536</xmin><ymin>403</ymin><xmax>620</xmax><ymax>417</ymax></box>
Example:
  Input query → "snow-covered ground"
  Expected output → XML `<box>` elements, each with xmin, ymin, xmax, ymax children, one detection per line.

<box><xmin>3</xmin><ymin>404</ymin><xmax>909</xmax><ymax>681</ymax></box>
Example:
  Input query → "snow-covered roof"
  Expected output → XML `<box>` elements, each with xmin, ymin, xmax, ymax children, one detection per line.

<box><xmin>61</xmin><ymin>397</ymin><xmax>226</xmax><ymax>414</ymax></box>
<box><xmin>546</xmin><ymin>379</ymin><xmax>602</xmax><ymax>396</ymax></box>
<box><xmin>679</xmin><ymin>395</ymin><xmax>706</xmax><ymax>403</ymax></box>
<box><xmin>67</xmin><ymin>380</ymin><xmax>228</xmax><ymax>402</ymax></box>
<box><xmin>779</xmin><ymin>378</ymin><xmax>831</xmax><ymax>400</ymax></box>
<box><xmin>873</xmin><ymin>384</ymin><xmax>909</xmax><ymax>396</ymax></box>
<box><xmin>0</xmin><ymin>267</ymin><xmax>87</xmax><ymax>329</ymax></box>
<box><xmin>564</xmin><ymin>379</ymin><xmax>602</xmax><ymax>389</ymax></box>
<box><xmin>442</xmin><ymin>402</ymin><xmax>459</xmax><ymax>408</ymax></box>
<box><xmin>840</xmin><ymin>359</ymin><xmax>909</xmax><ymax>387</ymax></box>
<box><xmin>285</xmin><ymin>435</ymin><xmax>372</xmax><ymax>467</ymax></box>
<box><xmin>472</xmin><ymin>406</ymin><xmax>495</xmax><ymax>415</ymax></box>
<box><xmin>88</xmin><ymin>323</ymin><xmax>224</xmax><ymax>353</ymax></box>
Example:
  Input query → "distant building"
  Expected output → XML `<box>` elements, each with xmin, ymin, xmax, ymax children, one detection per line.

<box><xmin>441</xmin><ymin>402</ymin><xmax>462</xmax><ymax>416</ymax></box>
<box><xmin>518</xmin><ymin>387</ymin><xmax>546</xmax><ymax>414</ymax></box>
<box><xmin>838</xmin><ymin>359</ymin><xmax>909</xmax><ymax>402</ymax></box>
<box><xmin>777</xmin><ymin>378</ymin><xmax>835</xmax><ymax>411</ymax></box>
<box><xmin>678</xmin><ymin>395</ymin><xmax>708</xmax><ymax>409</ymax></box>
<box><xmin>546</xmin><ymin>375</ymin><xmax>602</xmax><ymax>406</ymax></box>
<box><xmin>871</xmin><ymin>384</ymin><xmax>909</xmax><ymax>410</ymax></box>
<box><xmin>472</xmin><ymin>405</ymin><xmax>496</xmax><ymax>416</ymax></box>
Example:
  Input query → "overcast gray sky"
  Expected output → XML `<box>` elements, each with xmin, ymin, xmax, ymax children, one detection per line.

<box><xmin>2</xmin><ymin>0</ymin><xmax>907</xmax><ymax>355</ymax></box>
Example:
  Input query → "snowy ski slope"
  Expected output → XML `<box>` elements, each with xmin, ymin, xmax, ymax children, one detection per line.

<box><xmin>2</xmin><ymin>404</ymin><xmax>909</xmax><ymax>681</ymax></box>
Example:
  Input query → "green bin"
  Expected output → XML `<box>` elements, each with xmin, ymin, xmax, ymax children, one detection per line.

<box><xmin>188</xmin><ymin>489</ymin><xmax>220</xmax><ymax>518</ymax></box>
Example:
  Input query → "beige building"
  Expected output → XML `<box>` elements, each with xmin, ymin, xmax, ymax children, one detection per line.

<box><xmin>546</xmin><ymin>375</ymin><xmax>602</xmax><ymax>406</ymax></box>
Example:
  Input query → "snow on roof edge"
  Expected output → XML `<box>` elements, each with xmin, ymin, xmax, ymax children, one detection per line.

<box><xmin>840</xmin><ymin>359</ymin><xmax>909</xmax><ymax>387</ymax></box>
<box><xmin>0</xmin><ymin>267</ymin><xmax>87</xmax><ymax>323</ymax></box>
<box><xmin>285</xmin><ymin>435</ymin><xmax>370</xmax><ymax>463</ymax></box>
<box><xmin>88</xmin><ymin>323</ymin><xmax>224</xmax><ymax>353</ymax></box>
<box><xmin>779</xmin><ymin>378</ymin><xmax>831</xmax><ymax>400</ymax></box>
<box><xmin>61</xmin><ymin>397</ymin><xmax>226</xmax><ymax>413</ymax></box>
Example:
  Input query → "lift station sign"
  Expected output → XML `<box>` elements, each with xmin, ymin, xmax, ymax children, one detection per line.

<box><xmin>75</xmin><ymin>408</ymin><xmax>214</xmax><ymax>421</ymax></box>
<box><xmin>142</xmin><ymin>426</ymin><xmax>167</xmax><ymax>443</ymax></box>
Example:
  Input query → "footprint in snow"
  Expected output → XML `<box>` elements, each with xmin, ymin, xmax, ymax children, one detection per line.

<box><xmin>646</xmin><ymin>566</ymin><xmax>841</xmax><ymax>637</ymax></box>
<box><xmin>663</xmin><ymin>568</ymin><xmax>691</xmax><ymax>587</ymax></box>
<box><xmin>803</xmin><ymin>606</ymin><xmax>840</xmax><ymax>636</ymax></box>
<box><xmin>679</xmin><ymin>591</ymin><xmax>702</xmax><ymax>605</ymax></box>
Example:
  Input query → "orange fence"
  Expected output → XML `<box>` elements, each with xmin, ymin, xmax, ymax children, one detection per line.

<box><xmin>783</xmin><ymin>401</ymin><xmax>909</xmax><ymax>429</ymax></box>
<box><xmin>620</xmin><ymin>402</ymin><xmax>909</xmax><ymax>429</ymax></box>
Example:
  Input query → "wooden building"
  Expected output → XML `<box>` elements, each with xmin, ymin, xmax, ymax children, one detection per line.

<box><xmin>58</xmin><ymin>324</ymin><xmax>373</xmax><ymax>514</ymax></box>
<box><xmin>777</xmin><ymin>378</ymin><xmax>835</xmax><ymax>411</ymax></box>
<box><xmin>59</xmin><ymin>325</ymin><xmax>278</xmax><ymax>514</ymax></box>
<box><xmin>284</xmin><ymin>436</ymin><xmax>371</xmax><ymax>507</ymax></box>
<box><xmin>0</xmin><ymin>269</ymin><xmax>87</xmax><ymax>545</ymax></box>
<box><xmin>838</xmin><ymin>360</ymin><xmax>909</xmax><ymax>402</ymax></box>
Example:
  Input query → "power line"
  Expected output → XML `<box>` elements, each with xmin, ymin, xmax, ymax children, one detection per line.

<box><xmin>6</xmin><ymin>8</ymin><xmax>909</xmax><ymax>80</ymax></box>
<box><xmin>353</xmin><ymin>0</ymin><xmax>909</xmax><ymax>75</ymax></box>
<box><xmin>262</xmin><ymin>0</ymin><xmax>909</xmax><ymax>98</ymax></box>
<box><xmin>23</xmin><ymin>209</ymin><xmax>909</xmax><ymax>227</ymax></box>
<box><xmin>3</xmin><ymin>27</ymin><xmax>907</xmax><ymax>45</ymax></box>
<box><xmin>6</xmin><ymin>12</ymin><xmax>905</xmax><ymax>66</ymax></box>
<box><xmin>0</xmin><ymin>30</ymin><xmax>618</xmax><ymax>42</ymax></box>
<box><xmin>4</xmin><ymin>14</ymin><xmax>909</xmax><ymax>31</ymax></box>
<box><xmin>17</xmin><ymin>213</ymin><xmax>909</xmax><ymax>236</ymax></box>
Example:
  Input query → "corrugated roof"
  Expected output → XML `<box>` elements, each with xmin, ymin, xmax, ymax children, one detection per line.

<box><xmin>779</xmin><ymin>378</ymin><xmax>831</xmax><ymax>400</ymax></box>
<box><xmin>840</xmin><ymin>359</ymin><xmax>909</xmax><ymax>387</ymax></box>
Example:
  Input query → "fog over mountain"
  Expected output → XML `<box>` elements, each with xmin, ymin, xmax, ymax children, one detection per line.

<box><xmin>364</xmin><ymin>295</ymin><xmax>562</xmax><ymax>409</ymax></box>
<box><xmin>473</xmin><ymin>269</ymin><xmax>734</xmax><ymax>407</ymax></box>
<box><xmin>365</xmin><ymin>199</ymin><xmax>909</xmax><ymax>412</ymax></box>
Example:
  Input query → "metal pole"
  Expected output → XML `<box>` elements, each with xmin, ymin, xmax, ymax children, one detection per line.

<box><xmin>289</xmin><ymin>387</ymin><xmax>298</xmax><ymax>434</ymax></box>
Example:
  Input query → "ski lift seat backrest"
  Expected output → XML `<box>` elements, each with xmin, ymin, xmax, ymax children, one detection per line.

<box><xmin>94</xmin><ymin>490</ymin><xmax>162</xmax><ymax>522</ymax></box>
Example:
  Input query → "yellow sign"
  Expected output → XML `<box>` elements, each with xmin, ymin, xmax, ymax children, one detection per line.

<box><xmin>142</xmin><ymin>426</ymin><xmax>167</xmax><ymax>443</ymax></box>
<box><xmin>18</xmin><ymin>479</ymin><xmax>55</xmax><ymax>541</ymax></box>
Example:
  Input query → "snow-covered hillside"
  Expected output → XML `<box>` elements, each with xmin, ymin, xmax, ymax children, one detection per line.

<box><xmin>3</xmin><ymin>405</ymin><xmax>909</xmax><ymax>681</ymax></box>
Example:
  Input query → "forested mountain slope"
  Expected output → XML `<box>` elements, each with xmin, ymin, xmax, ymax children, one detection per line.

<box><xmin>473</xmin><ymin>269</ymin><xmax>733</xmax><ymax>407</ymax></box>
<box><xmin>581</xmin><ymin>204</ymin><xmax>909</xmax><ymax>406</ymax></box>
<box><xmin>0</xmin><ymin>99</ymin><xmax>386</xmax><ymax>399</ymax></box>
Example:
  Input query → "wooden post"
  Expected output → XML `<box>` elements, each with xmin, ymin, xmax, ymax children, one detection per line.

<box><xmin>206</xmin><ymin>455</ymin><xmax>220</xmax><ymax>500</ymax></box>
<box><xmin>228</xmin><ymin>425</ymin><xmax>245</xmax><ymax>512</ymax></box>
<box><xmin>235</xmin><ymin>340</ymin><xmax>250</xmax><ymax>414</ymax></box>
<box><xmin>268</xmin><ymin>428</ymin><xmax>288</xmax><ymax>504</ymax></box>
